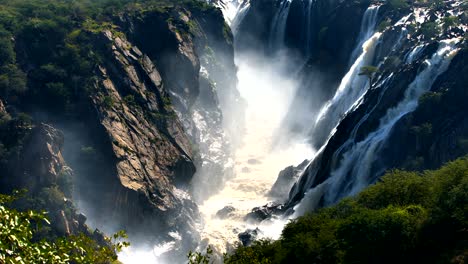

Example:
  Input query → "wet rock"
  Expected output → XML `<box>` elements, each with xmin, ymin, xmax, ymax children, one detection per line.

<box><xmin>77</xmin><ymin>213</ymin><xmax>87</xmax><ymax>226</ymax></box>
<box><xmin>216</xmin><ymin>206</ymin><xmax>236</xmax><ymax>219</ymax></box>
<box><xmin>268</xmin><ymin>160</ymin><xmax>309</xmax><ymax>202</ymax></box>
<box><xmin>245</xmin><ymin>203</ymin><xmax>284</xmax><ymax>222</ymax></box>
<box><xmin>238</xmin><ymin>228</ymin><xmax>260</xmax><ymax>246</ymax></box>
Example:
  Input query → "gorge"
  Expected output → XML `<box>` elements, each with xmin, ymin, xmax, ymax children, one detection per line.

<box><xmin>0</xmin><ymin>0</ymin><xmax>466</xmax><ymax>263</ymax></box>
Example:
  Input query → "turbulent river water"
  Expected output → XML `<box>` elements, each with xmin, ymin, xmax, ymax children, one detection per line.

<box><xmin>119</xmin><ymin>40</ymin><xmax>313</xmax><ymax>264</ymax></box>
<box><xmin>197</xmin><ymin>53</ymin><xmax>314</xmax><ymax>252</ymax></box>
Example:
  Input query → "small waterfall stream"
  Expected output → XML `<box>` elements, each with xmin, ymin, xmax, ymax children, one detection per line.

<box><xmin>269</xmin><ymin>0</ymin><xmax>291</xmax><ymax>52</ymax></box>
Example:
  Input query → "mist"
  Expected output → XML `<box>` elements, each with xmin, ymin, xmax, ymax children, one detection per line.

<box><xmin>195</xmin><ymin>48</ymin><xmax>314</xmax><ymax>253</ymax></box>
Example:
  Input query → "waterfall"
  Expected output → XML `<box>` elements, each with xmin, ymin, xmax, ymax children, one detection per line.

<box><xmin>310</xmin><ymin>32</ymin><xmax>382</xmax><ymax>148</ymax></box>
<box><xmin>293</xmin><ymin>38</ymin><xmax>460</xmax><ymax>214</ymax></box>
<box><xmin>304</xmin><ymin>0</ymin><xmax>317</xmax><ymax>57</ymax></box>
<box><xmin>405</xmin><ymin>44</ymin><xmax>426</xmax><ymax>63</ymax></box>
<box><xmin>349</xmin><ymin>5</ymin><xmax>380</xmax><ymax>64</ymax></box>
<box><xmin>217</xmin><ymin>0</ymin><xmax>244</xmax><ymax>25</ymax></box>
<box><xmin>324</xmin><ymin>38</ymin><xmax>460</xmax><ymax>203</ymax></box>
<box><xmin>269</xmin><ymin>0</ymin><xmax>292</xmax><ymax>52</ymax></box>
<box><xmin>231</xmin><ymin>1</ymin><xmax>251</xmax><ymax>34</ymax></box>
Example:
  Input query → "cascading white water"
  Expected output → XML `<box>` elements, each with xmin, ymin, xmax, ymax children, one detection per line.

<box><xmin>303</xmin><ymin>5</ymin><xmax>382</xmax><ymax>149</ymax></box>
<box><xmin>310</xmin><ymin>32</ymin><xmax>381</xmax><ymax>145</ymax></box>
<box><xmin>292</xmin><ymin>38</ymin><xmax>461</xmax><ymax>215</ymax></box>
<box><xmin>324</xmin><ymin>38</ymin><xmax>461</xmax><ymax>203</ymax></box>
<box><xmin>217</xmin><ymin>0</ymin><xmax>244</xmax><ymax>25</ymax></box>
<box><xmin>287</xmin><ymin>4</ymin><xmax>383</xmax><ymax>212</ymax></box>
<box><xmin>231</xmin><ymin>1</ymin><xmax>251</xmax><ymax>34</ymax></box>
<box><xmin>349</xmin><ymin>5</ymin><xmax>381</xmax><ymax>64</ymax></box>
<box><xmin>304</xmin><ymin>0</ymin><xmax>319</xmax><ymax>58</ymax></box>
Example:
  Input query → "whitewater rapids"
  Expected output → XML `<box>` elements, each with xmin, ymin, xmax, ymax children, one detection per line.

<box><xmin>197</xmin><ymin>53</ymin><xmax>314</xmax><ymax>253</ymax></box>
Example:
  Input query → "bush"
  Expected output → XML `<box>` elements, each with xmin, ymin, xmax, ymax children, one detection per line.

<box><xmin>224</xmin><ymin>157</ymin><xmax>468</xmax><ymax>264</ymax></box>
<box><xmin>420</xmin><ymin>22</ymin><xmax>440</xmax><ymax>39</ymax></box>
<box><xmin>387</xmin><ymin>0</ymin><xmax>410</xmax><ymax>11</ymax></box>
<box><xmin>0</xmin><ymin>191</ymin><xmax>129</xmax><ymax>264</ymax></box>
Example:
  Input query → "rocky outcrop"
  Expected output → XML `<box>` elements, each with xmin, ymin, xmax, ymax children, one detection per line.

<box><xmin>238</xmin><ymin>228</ymin><xmax>260</xmax><ymax>246</ymax></box>
<box><xmin>54</xmin><ymin>4</ymin><xmax>242</xmax><ymax>256</ymax></box>
<box><xmin>19</xmin><ymin>123</ymin><xmax>69</xmax><ymax>191</ymax></box>
<box><xmin>0</xmin><ymin>110</ymin><xmax>100</xmax><ymax>238</ymax></box>
<box><xmin>216</xmin><ymin>205</ymin><xmax>236</xmax><ymax>219</ymax></box>
<box><xmin>82</xmin><ymin>28</ymin><xmax>199</xmax><ymax>243</ymax></box>
<box><xmin>268</xmin><ymin>159</ymin><xmax>308</xmax><ymax>203</ymax></box>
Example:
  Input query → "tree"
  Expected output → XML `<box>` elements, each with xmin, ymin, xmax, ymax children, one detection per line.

<box><xmin>359</xmin><ymin>66</ymin><xmax>379</xmax><ymax>88</ymax></box>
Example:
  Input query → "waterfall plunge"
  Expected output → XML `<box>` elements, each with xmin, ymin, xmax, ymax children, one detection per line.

<box><xmin>269</xmin><ymin>0</ymin><xmax>292</xmax><ymax>52</ymax></box>
<box><xmin>325</xmin><ymin>38</ymin><xmax>461</xmax><ymax>203</ymax></box>
<box><xmin>293</xmin><ymin>38</ymin><xmax>461</xmax><ymax>215</ymax></box>
<box><xmin>197</xmin><ymin>52</ymin><xmax>314</xmax><ymax>253</ymax></box>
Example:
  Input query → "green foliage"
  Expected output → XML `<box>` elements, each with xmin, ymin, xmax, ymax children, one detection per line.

<box><xmin>103</xmin><ymin>96</ymin><xmax>115</xmax><ymax>109</ymax></box>
<box><xmin>57</xmin><ymin>169</ymin><xmax>73</xmax><ymax>198</ymax></box>
<box><xmin>123</xmin><ymin>94</ymin><xmax>137</xmax><ymax>108</ymax></box>
<box><xmin>0</xmin><ymin>191</ymin><xmax>129</xmax><ymax>264</ymax></box>
<box><xmin>377</xmin><ymin>19</ymin><xmax>391</xmax><ymax>32</ymax></box>
<box><xmin>386</xmin><ymin>0</ymin><xmax>410</xmax><ymax>11</ymax></box>
<box><xmin>224</xmin><ymin>241</ymin><xmax>276</xmax><ymax>264</ymax></box>
<box><xmin>442</xmin><ymin>16</ymin><xmax>460</xmax><ymax>30</ymax></box>
<box><xmin>420</xmin><ymin>22</ymin><xmax>440</xmax><ymax>39</ymax></box>
<box><xmin>359</xmin><ymin>66</ymin><xmax>379</xmax><ymax>87</ymax></box>
<box><xmin>0</xmin><ymin>0</ymin><xmax>215</xmax><ymax>115</ymax></box>
<box><xmin>224</xmin><ymin>157</ymin><xmax>468</xmax><ymax>263</ymax></box>
<box><xmin>188</xmin><ymin>246</ymin><xmax>214</xmax><ymax>264</ymax></box>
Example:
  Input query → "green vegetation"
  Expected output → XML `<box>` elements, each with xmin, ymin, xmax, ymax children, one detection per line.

<box><xmin>0</xmin><ymin>0</ymin><xmax>216</xmax><ymax>115</ymax></box>
<box><xmin>0</xmin><ymin>191</ymin><xmax>129</xmax><ymax>264</ymax></box>
<box><xmin>0</xmin><ymin>111</ymin><xmax>33</xmax><ymax>163</ymax></box>
<box><xmin>224</xmin><ymin>157</ymin><xmax>468</xmax><ymax>263</ymax></box>
<box><xmin>443</xmin><ymin>16</ymin><xmax>460</xmax><ymax>31</ymax></box>
<box><xmin>377</xmin><ymin>19</ymin><xmax>391</xmax><ymax>32</ymax></box>
<box><xmin>386</xmin><ymin>0</ymin><xmax>410</xmax><ymax>11</ymax></box>
<box><xmin>359</xmin><ymin>66</ymin><xmax>379</xmax><ymax>88</ymax></box>
<box><xmin>420</xmin><ymin>21</ymin><xmax>440</xmax><ymax>39</ymax></box>
<box><xmin>188</xmin><ymin>246</ymin><xmax>214</xmax><ymax>264</ymax></box>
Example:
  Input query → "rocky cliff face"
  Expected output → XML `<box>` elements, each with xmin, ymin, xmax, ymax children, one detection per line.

<box><xmin>73</xmin><ymin>6</ymin><xmax>241</xmax><ymax>252</ymax></box>
<box><xmin>0</xmin><ymin>102</ymin><xmax>101</xmax><ymax>239</ymax></box>
<box><xmin>0</xmin><ymin>0</ymin><xmax>241</xmax><ymax>257</ymax></box>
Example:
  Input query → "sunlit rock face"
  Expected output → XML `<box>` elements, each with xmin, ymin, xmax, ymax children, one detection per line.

<box><xmin>74</xmin><ymin>6</ymin><xmax>244</xmax><ymax>261</ymax></box>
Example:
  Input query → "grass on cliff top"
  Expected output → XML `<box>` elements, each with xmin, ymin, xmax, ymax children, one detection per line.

<box><xmin>219</xmin><ymin>157</ymin><xmax>468</xmax><ymax>264</ymax></box>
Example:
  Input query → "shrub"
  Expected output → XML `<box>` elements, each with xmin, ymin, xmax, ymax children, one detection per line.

<box><xmin>387</xmin><ymin>0</ymin><xmax>410</xmax><ymax>11</ymax></box>
<box><xmin>224</xmin><ymin>157</ymin><xmax>468</xmax><ymax>264</ymax></box>
<box><xmin>0</xmin><ymin>191</ymin><xmax>129</xmax><ymax>263</ymax></box>
<box><xmin>420</xmin><ymin>22</ymin><xmax>440</xmax><ymax>39</ymax></box>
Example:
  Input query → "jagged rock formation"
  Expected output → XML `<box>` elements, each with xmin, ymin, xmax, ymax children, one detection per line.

<box><xmin>268</xmin><ymin>159</ymin><xmax>308</xmax><ymax>203</ymax></box>
<box><xmin>0</xmin><ymin>103</ymin><xmax>98</xmax><ymax>238</ymax></box>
